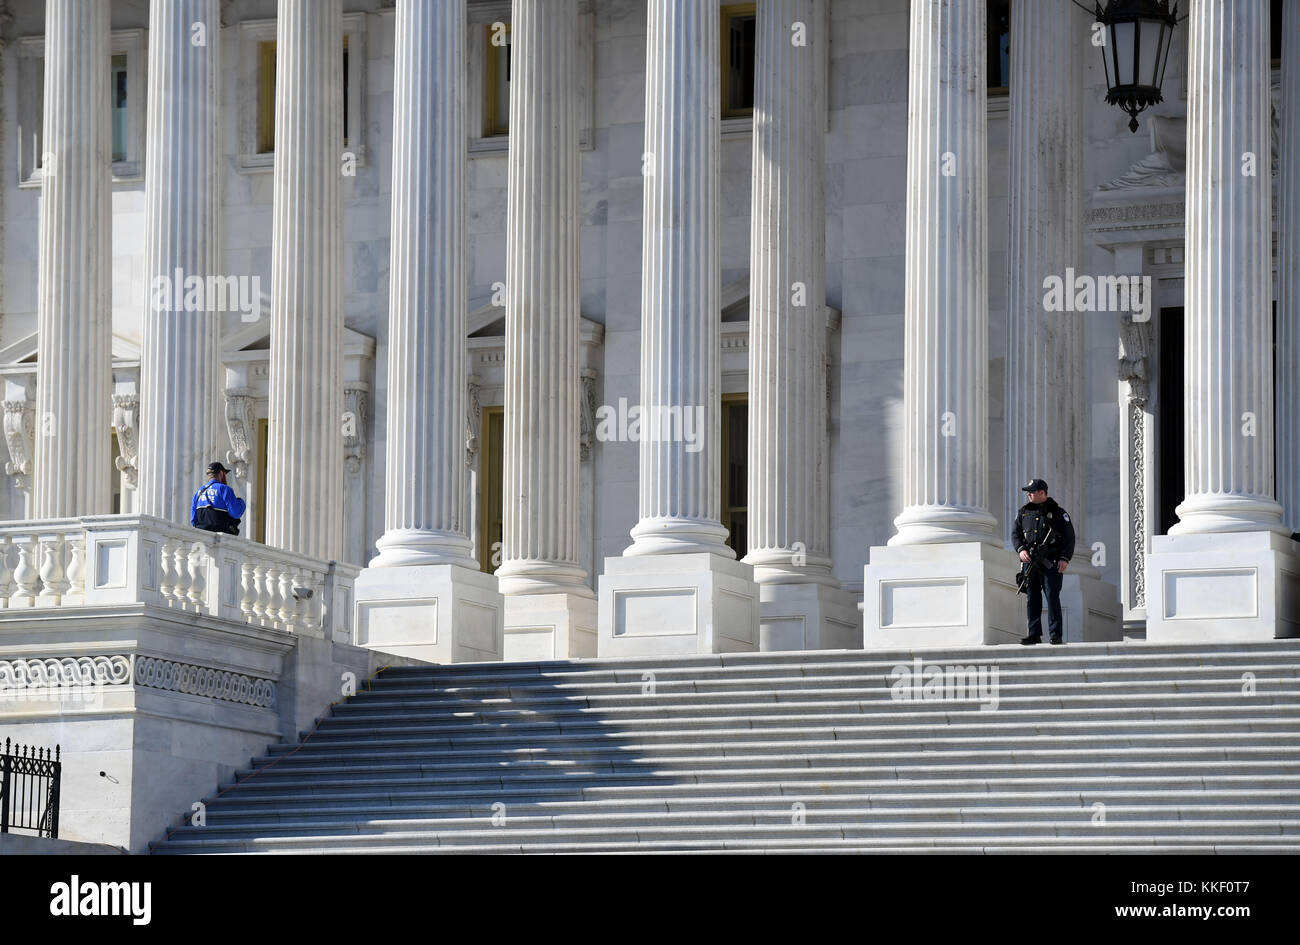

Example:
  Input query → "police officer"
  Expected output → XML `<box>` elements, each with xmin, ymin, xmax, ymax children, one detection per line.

<box><xmin>191</xmin><ymin>461</ymin><xmax>247</xmax><ymax>535</ymax></box>
<box><xmin>1011</xmin><ymin>477</ymin><xmax>1075</xmax><ymax>645</ymax></box>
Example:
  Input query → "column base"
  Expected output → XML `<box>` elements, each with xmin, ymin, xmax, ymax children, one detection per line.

<box><xmin>1144</xmin><ymin>531</ymin><xmax>1300</xmax><ymax>641</ymax></box>
<box><xmin>354</xmin><ymin>563</ymin><xmax>504</xmax><ymax>663</ymax></box>
<box><xmin>503</xmin><ymin>591</ymin><xmax>598</xmax><ymax>661</ymax></box>
<box><xmin>863</xmin><ymin>542</ymin><xmax>1021</xmax><ymax>647</ymax></box>
<box><xmin>1057</xmin><ymin>571</ymin><xmax>1123</xmax><ymax>642</ymax></box>
<box><xmin>598</xmin><ymin>553</ymin><xmax>759</xmax><ymax>656</ymax></box>
<box><xmin>758</xmin><ymin>581</ymin><xmax>861</xmax><ymax>651</ymax></box>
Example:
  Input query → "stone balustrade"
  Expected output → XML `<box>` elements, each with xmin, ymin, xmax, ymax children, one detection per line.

<box><xmin>0</xmin><ymin>514</ymin><xmax>357</xmax><ymax>641</ymax></box>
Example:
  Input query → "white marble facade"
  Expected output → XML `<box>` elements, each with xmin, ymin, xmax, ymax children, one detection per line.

<box><xmin>0</xmin><ymin>0</ymin><xmax>1296</xmax><ymax>654</ymax></box>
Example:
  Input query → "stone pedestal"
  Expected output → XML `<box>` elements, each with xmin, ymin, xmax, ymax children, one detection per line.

<box><xmin>599</xmin><ymin>554</ymin><xmax>759</xmax><ymax>657</ymax></box>
<box><xmin>1058</xmin><ymin>571</ymin><xmax>1123</xmax><ymax>642</ymax></box>
<box><xmin>759</xmin><ymin>581</ymin><xmax>860</xmax><ymax>651</ymax></box>
<box><xmin>355</xmin><ymin>563</ymin><xmax>504</xmax><ymax>663</ymax></box>
<box><xmin>1145</xmin><ymin>533</ymin><xmax>1300</xmax><ymax>642</ymax></box>
<box><xmin>863</xmin><ymin>543</ymin><xmax>1021</xmax><ymax>648</ymax></box>
<box><xmin>504</xmin><ymin>593</ymin><xmax>598</xmax><ymax>661</ymax></box>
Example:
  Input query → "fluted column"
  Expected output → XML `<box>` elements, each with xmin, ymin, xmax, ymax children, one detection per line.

<box><xmin>1004</xmin><ymin>0</ymin><xmax>1088</xmax><ymax>553</ymax></box>
<box><xmin>265</xmin><ymin>0</ymin><xmax>344</xmax><ymax>561</ymax></box>
<box><xmin>137</xmin><ymin>0</ymin><xmax>222</xmax><ymax>524</ymax></box>
<box><xmin>33</xmin><ymin>0</ymin><xmax>111</xmax><ymax>518</ymax></box>
<box><xmin>496</xmin><ymin>0</ymin><xmax>589</xmax><ymax>595</ymax></box>
<box><xmin>889</xmin><ymin>0</ymin><xmax>995</xmax><ymax>546</ymax></box>
<box><xmin>625</xmin><ymin>0</ymin><xmax>729</xmax><ymax>557</ymax></box>
<box><xmin>1278</xmin><ymin>1</ymin><xmax>1300</xmax><ymax>533</ymax></box>
<box><xmin>1173</xmin><ymin>0</ymin><xmax>1286</xmax><ymax>535</ymax></box>
<box><xmin>370</xmin><ymin>0</ymin><xmax>474</xmax><ymax>568</ymax></box>
<box><xmin>745</xmin><ymin>0</ymin><xmax>833</xmax><ymax>583</ymax></box>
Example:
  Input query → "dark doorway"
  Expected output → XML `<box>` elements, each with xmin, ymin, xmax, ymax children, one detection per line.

<box><xmin>1157</xmin><ymin>307</ymin><xmax>1184</xmax><ymax>535</ymax></box>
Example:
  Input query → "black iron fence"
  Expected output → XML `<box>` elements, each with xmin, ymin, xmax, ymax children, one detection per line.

<box><xmin>0</xmin><ymin>738</ymin><xmax>61</xmax><ymax>838</ymax></box>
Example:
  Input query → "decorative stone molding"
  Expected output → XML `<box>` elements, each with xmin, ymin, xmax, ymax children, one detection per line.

<box><xmin>111</xmin><ymin>390</ymin><xmax>139</xmax><ymax>489</ymax></box>
<box><xmin>342</xmin><ymin>387</ymin><xmax>368</xmax><ymax>475</ymax></box>
<box><xmin>466</xmin><ymin>378</ymin><xmax>481</xmax><ymax>468</ymax></box>
<box><xmin>0</xmin><ymin>655</ymin><xmax>132</xmax><ymax>689</ymax></box>
<box><xmin>223</xmin><ymin>387</ymin><xmax>256</xmax><ymax>480</ymax></box>
<box><xmin>579</xmin><ymin>369</ymin><xmax>596</xmax><ymax>463</ymax></box>
<box><xmin>133</xmin><ymin>655</ymin><xmax>276</xmax><ymax>707</ymax></box>
<box><xmin>2</xmin><ymin>377</ymin><xmax>35</xmax><ymax>497</ymax></box>
<box><xmin>1118</xmin><ymin>313</ymin><xmax>1153</xmax><ymax>406</ymax></box>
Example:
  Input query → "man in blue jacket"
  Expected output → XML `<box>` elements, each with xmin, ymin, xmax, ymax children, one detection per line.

<box><xmin>191</xmin><ymin>461</ymin><xmax>247</xmax><ymax>535</ymax></box>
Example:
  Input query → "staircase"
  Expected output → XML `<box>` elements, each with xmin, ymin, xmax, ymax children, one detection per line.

<box><xmin>151</xmin><ymin>641</ymin><xmax>1300</xmax><ymax>853</ymax></box>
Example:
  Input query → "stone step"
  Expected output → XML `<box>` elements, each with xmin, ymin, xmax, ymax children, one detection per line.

<box><xmin>193</xmin><ymin>790</ymin><xmax>1300</xmax><ymax>825</ymax></box>
<box><xmin>286</xmin><ymin>717</ymin><xmax>1300</xmax><ymax>752</ymax></box>
<box><xmin>164</xmin><ymin>803</ymin><xmax>1300</xmax><ymax>841</ymax></box>
<box><xmin>199</xmin><ymin>774</ymin><xmax>1300</xmax><ymax>808</ymax></box>
<box><xmin>223</xmin><ymin>757</ymin><xmax>1300</xmax><ymax>792</ymax></box>
<box><xmin>360</xmin><ymin>660</ymin><xmax>1300</xmax><ymax>692</ymax></box>
<box><xmin>251</xmin><ymin>731</ymin><xmax>1300</xmax><ymax>769</ymax></box>
<box><xmin>151</xmin><ymin>818</ymin><xmax>1300</xmax><ymax>855</ymax></box>
<box><xmin>343</xmin><ymin>674</ymin><xmax>1300</xmax><ymax>704</ymax></box>
<box><xmin>310</xmin><ymin>701</ymin><xmax>1300</xmax><ymax>736</ymax></box>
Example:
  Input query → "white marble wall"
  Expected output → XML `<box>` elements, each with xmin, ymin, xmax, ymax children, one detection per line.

<box><xmin>0</xmin><ymin>0</ymin><xmax>1212</xmax><ymax>603</ymax></box>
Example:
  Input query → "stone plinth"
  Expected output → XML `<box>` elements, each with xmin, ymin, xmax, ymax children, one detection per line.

<box><xmin>599</xmin><ymin>553</ymin><xmax>759</xmax><ymax>657</ymax></box>
<box><xmin>863</xmin><ymin>542</ymin><xmax>1021</xmax><ymax>648</ymax></box>
<box><xmin>354</xmin><ymin>563</ymin><xmax>503</xmax><ymax>663</ymax></box>
<box><xmin>1145</xmin><ymin>532</ymin><xmax>1300</xmax><ymax>642</ymax></box>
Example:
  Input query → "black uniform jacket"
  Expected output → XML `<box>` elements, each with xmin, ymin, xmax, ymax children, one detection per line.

<box><xmin>1011</xmin><ymin>498</ymin><xmax>1076</xmax><ymax>569</ymax></box>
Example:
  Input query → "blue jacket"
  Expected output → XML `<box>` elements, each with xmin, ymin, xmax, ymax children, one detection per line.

<box><xmin>191</xmin><ymin>479</ymin><xmax>247</xmax><ymax>531</ymax></box>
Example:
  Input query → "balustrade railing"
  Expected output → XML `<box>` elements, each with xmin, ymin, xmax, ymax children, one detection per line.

<box><xmin>0</xmin><ymin>515</ymin><xmax>357</xmax><ymax>641</ymax></box>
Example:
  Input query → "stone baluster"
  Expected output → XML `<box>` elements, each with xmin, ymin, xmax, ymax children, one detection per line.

<box><xmin>37</xmin><ymin>535</ymin><xmax>68</xmax><ymax>604</ymax></box>
<box><xmin>64</xmin><ymin>534</ymin><xmax>86</xmax><ymax>604</ymax></box>
<box><xmin>240</xmin><ymin>560</ymin><xmax>258</xmax><ymax>623</ymax></box>
<box><xmin>158</xmin><ymin>537</ymin><xmax>175</xmax><ymax>601</ymax></box>
<box><xmin>12</xmin><ymin>536</ymin><xmax>38</xmax><ymax>606</ymax></box>
<box><xmin>171</xmin><ymin>539</ymin><xmax>191</xmax><ymax>607</ymax></box>
<box><xmin>0</xmin><ymin>537</ymin><xmax>14</xmax><ymax>607</ymax></box>
<box><xmin>251</xmin><ymin>562</ymin><xmax>269</xmax><ymax>623</ymax></box>
<box><xmin>187</xmin><ymin>541</ymin><xmax>206</xmax><ymax>608</ymax></box>
<box><xmin>278</xmin><ymin>567</ymin><xmax>295</xmax><ymax>630</ymax></box>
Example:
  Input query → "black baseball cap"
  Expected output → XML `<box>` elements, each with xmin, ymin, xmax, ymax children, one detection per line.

<box><xmin>207</xmin><ymin>461</ymin><xmax>230</xmax><ymax>475</ymax></box>
<box><xmin>1022</xmin><ymin>478</ymin><xmax>1048</xmax><ymax>492</ymax></box>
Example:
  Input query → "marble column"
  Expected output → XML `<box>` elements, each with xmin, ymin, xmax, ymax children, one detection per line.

<box><xmin>743</xmin><ymin>0</ymin><xmax>857</xmax><ymax>651</ymax></box>
<box><xmin>861</xmin><ymin>0</ymin><xmax>1019</xmax><ymax>646</ymax></box>
<box><xmin>33</xmin><ymin>0</ymin><xmax>111</xmax><ymax>518</ymax></box>
<box><xmin>1146</xmin><ymin>0</ymin><xmax>1297</xmax><ymax>641</ymax></box>
<box><xmin>265</xmin><ymin>0</ymin><xmax>344</xmax><ymax>562</ymax></box>
<box><xmin>1003</xmin><ymin>0</ymin><xmax>1119</xmax><ymax>642</ymax></box>
<box><xmin>496</xmin><ymin>0</ymin><xmax>595</xmax><ymax>659</ymax></box>
<box><xmin>355</xmin><ymin>0</ymin><xmax>503</xmax><ymax>664</ymax></box>
<box><xmin>137</xmin><ymin>0</ymin><xmax>222</xmax><ymax>525</ymax></box>
<box><xmin>598</xmin><ymin>0</ymin><xmax>759</xmax><ymax>655</ymax></box>
<box><xmin>1278</xmin><ymin>0</ymin><xmax>1300</xmax><ymax>534</ymax></box>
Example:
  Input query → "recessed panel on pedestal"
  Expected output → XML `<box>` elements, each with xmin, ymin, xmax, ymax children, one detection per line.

<box><xmin>880</xmin><ymin>577</ymin><xmax>967</xmax><ymax>628</ymax></box>
<box><xmin>358</xmin><ymin>598</ymin><xmax>439</xmax><ymax>647</ymax></box>
<box><xmin>1163</xmin><ymin>568</ymin><xmax>1258</xmax><ymax>620</ymax></box>
<box><xmin>613</xmin><ymin>587</ymin><xmax>696</xmax><ymax>637</ymax></box>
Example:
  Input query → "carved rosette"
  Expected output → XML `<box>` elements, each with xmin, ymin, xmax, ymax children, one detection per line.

<box><xmin>111</xmin><ymin>391</ymin><xmax>139</xmax><ymax>488</ymax></box>
<box><xmin>342</xmin><ymin>388</ymin><xmax>368</xmax><ymax>475</ymax></box>
<box><xmin>223</xmin><ymin>388</ymin><xmax>256</xmax><ymax>479</ymax></box>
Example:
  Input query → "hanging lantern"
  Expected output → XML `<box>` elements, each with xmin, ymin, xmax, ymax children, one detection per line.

<box><xmin>1095</xmin><ymin>0</ymin><xmax>1179</xmax><ymax>133</ymax></box>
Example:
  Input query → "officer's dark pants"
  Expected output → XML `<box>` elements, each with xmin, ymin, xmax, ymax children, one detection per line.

<box><xmin>1026</xmin><ymin>568</ymin><xmax>1064</xmax><ymax>640</ymax></box>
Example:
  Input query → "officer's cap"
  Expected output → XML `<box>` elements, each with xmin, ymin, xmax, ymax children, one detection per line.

<box><xmin>207</xmin><ymin>461</ymin><xmax>230</xmax><ymax>475</ymax></box>
<box><xmin>1022</xmin><ymin>477</ymin><xmax>1048</xmax><ymax>492</ymax></box>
